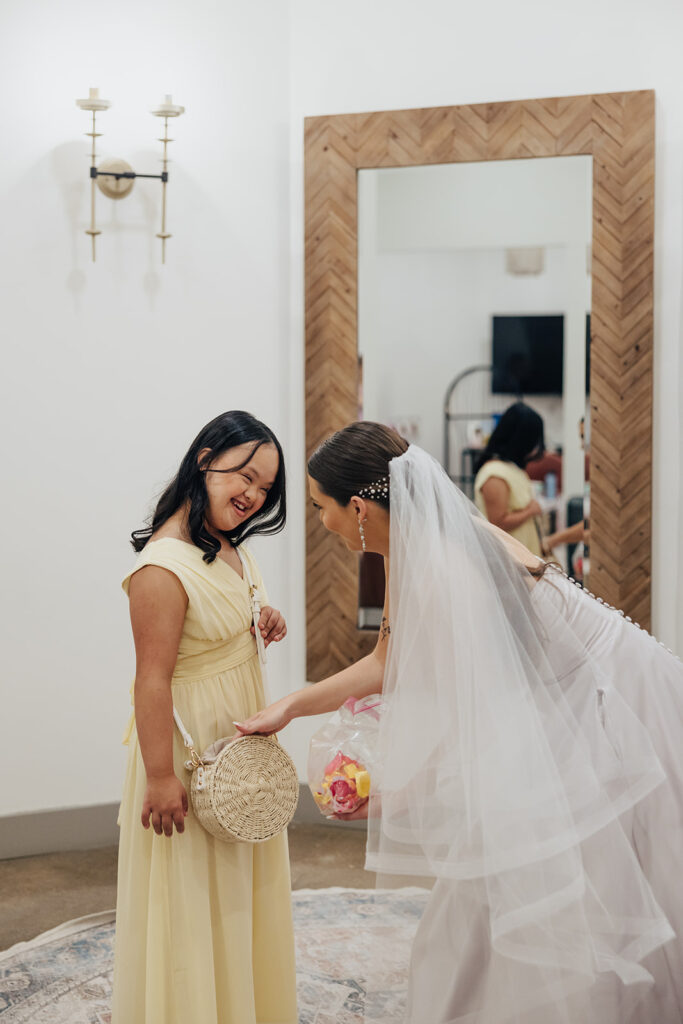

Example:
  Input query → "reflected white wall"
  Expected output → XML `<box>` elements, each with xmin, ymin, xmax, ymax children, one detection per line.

<box><xmin>358</xmin><ymin>159</ymin><xmax>591</xmax><ymax>501</ymax></box>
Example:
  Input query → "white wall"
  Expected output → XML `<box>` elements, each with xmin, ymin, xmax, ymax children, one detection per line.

<box><xmin>0</xmin><ymin>0</ymin><xmax>293</xmax><ymax>815</ymax></box>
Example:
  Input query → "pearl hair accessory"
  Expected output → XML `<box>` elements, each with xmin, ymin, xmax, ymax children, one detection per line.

<box><xmin>357</xmin><ymin>476</ymin><xmax>390</xmax><ymax>501</ymax></box>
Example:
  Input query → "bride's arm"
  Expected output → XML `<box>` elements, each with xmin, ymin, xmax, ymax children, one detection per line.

<box><xmin>235</xmin><ymin>559</ymin><xmax>391</xmax><ymax>736</ymax></box>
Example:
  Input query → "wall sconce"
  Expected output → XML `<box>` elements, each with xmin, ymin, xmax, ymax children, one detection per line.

<box><xmin>75</xmin><ymin>87</ymin><xmax>185</xmax><ymax>264</ymax></box>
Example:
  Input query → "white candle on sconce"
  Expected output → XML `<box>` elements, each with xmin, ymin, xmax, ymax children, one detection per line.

<box><xmin>151</xmin><ymin>94</ymin><xmax>185</xmax><ymax>118</ymax></box>
<box><xmin>76</xmin><ymin>86</ymin><xmax>111</xmax><ymax>111</ymax></box>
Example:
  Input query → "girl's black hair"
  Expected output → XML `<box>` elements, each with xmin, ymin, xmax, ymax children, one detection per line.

<box><xmin>476</xmin><ymin>402</ymin><xmax>545</xmax><ymax>473</ymax></box>
<box><xmin>131</xmin><ymin>410</ymin><xmax>286</xmax><ymax>563</ymax></box>
<box><xmin>307</xmin><ymin>421</ymin><xmax>409</xmax><ymax>508</ymax></box>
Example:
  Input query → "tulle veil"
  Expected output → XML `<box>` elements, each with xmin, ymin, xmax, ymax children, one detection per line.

<box><xmin>363</xmin><ymin>445</ymin><xmax>675</xmax><ymax>1024</ymax></box>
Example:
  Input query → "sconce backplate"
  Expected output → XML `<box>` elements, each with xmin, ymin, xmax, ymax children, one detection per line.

<box><xmin>96</xmin><ymin>158</ymin><xmax>135</xmax><ymax>199</ymax></box>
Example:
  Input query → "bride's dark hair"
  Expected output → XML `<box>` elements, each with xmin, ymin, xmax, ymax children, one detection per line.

<box><xmin>307</xmin><ymin>421</ymin><xmax>408</xmax><ymax>507</ymax></box>
<box><xmin>131</xmin><ymin>410</ymin><xmax>286</xmax><ymax>563</ymax></box>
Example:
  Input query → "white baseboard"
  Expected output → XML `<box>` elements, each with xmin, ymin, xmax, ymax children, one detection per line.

<box><xmin>0</xmin><ymin>803</ymin><xmax>121</xmax><ymax>860</ymax></box>
<box><xmin>0</xmin><ymin>786</ymin><xmax>364</xmax><ymax>859</ymax></box>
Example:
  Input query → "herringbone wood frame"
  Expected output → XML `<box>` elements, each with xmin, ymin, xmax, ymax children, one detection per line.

<box><xmin>305</xmin><ymin>91</ymin><xmax>655</xmax><ymax>679</ymax></box>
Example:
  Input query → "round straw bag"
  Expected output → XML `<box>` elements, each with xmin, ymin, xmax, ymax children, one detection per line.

<box><xmin>172</xmin><ymin>547</ymin><xmax>299</xmax><ymax>843</ymax></box>
<box><xmin>186</xmin><ymin>733</ymin><xmax>299</xmax><ymax>843</ymax></box>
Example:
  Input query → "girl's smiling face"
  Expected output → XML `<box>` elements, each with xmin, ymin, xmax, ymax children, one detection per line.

<box><xmin>202</xmin><ymin>443</ymin><xmax>279</xmax><ymax>534</ymax></box>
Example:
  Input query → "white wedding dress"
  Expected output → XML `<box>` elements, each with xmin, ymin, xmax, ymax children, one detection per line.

<box><xmin>365</xmin><ymin>446</ymin><xmax>683</xmax><ymax>1024</ymax></box>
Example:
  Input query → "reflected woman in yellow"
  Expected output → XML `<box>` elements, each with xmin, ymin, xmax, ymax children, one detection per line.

<box><xmin>473</xmin><ymin>401</ymin><xmax>544</xmax><ymax>557</ymax></box>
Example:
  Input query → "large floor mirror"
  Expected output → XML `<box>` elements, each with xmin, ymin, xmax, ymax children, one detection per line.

<box><xmin>305</xmin><ymin>92</ymin><xmax>654</xmax><ymax>678</ymax></box>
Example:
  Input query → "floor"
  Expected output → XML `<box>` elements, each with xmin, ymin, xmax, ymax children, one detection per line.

<box><xmin>0</xmin><ymin>823</ymin><xmax>372</xmax><ymax>951</ymax></box>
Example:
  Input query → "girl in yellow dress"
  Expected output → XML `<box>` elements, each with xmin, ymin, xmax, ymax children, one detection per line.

<box><xmin>111</xmin><ymin>410</ymin><xmax>297</xmax><ymax>1024</ymax></box>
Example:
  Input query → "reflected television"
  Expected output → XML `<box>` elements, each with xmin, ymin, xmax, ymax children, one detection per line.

<box><xmin>491</xmin><ymin>315</ymin><xmax>564</xmax><ymax>396</ymax></box>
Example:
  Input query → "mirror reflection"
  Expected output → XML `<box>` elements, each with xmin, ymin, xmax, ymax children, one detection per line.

<box><xmin>358</xmin><ymin>156</ymin><xmax>592</xmax><ymax>627</ymax></box>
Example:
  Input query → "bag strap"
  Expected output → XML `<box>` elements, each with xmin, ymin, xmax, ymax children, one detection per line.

<box><xmin>237</xmin><ymin>546</ymin><xmax>270</xmax><ymax>690</ymax></box>
<box><xmin>173</xmin><ymin>706</ymin><xmax>202</xmax><ymax>767</ymax></box>
<box><xmin>172</xmin><ymin>545</ymin><xmax>271</xmax><ymax>763</ymax></box>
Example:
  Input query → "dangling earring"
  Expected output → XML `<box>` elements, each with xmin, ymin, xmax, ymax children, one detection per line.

<box><xmin>358</xmin><ymin>518</ymin><xmax>366</xmax><ymax>553</ymax></box>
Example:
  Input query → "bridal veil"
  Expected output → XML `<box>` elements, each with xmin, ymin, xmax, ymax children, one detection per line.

<box><xmin>364</xmin><ymin>445</ymin><xmax>678</xmax><ymax>1023</ymax></box>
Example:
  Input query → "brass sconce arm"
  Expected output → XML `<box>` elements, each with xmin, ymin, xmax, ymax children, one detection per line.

<box><xmin>90</xmin><ymin>167</ymin><xmax>169</xmax><ymax>183</ymax></box>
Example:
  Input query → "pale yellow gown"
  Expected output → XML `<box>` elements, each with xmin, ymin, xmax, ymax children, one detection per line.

<box><xmin>473</xmin><ymin>458</ymin><xmax>542</xmax><ymax>557</ymax></box>
<box><xmin>111</xmin><ymin>538</ymin><xmax>297</xmax><ymax>1024</ymax></box>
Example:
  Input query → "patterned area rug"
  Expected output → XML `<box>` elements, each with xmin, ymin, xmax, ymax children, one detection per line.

<box><xmin>0</xmin><ymin>888</ymin><xmax>429</xmax><ymax>1023</ymax></box>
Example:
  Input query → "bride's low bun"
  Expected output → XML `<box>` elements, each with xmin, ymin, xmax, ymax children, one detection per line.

<box><xmin>307</xmin><ymin>422</ymin><xmax>408</xmax><ymax>508</ymax></box>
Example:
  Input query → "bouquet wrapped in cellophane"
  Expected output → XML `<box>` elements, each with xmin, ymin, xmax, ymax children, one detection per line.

<box><xmin>308</xmin><ymin>694</ymin><xmax>383</xmax><ymax>817</ymax></box>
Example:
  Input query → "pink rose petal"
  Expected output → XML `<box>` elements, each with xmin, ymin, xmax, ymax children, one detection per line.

<box><xmin>325</xmin><ymin>752</ymin><xmax>344</xmax><ymax>775</ymax></box>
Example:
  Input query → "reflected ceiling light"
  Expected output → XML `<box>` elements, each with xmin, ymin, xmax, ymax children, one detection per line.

<box><xmin>75</xmin><ymin>87</ymin><xmax>185</xmax><ymax>264</ymax></box>
<box><xmin>505</xmin><ymin>247</ymin><xmax>545</xmax><ymax>276</ymax></box>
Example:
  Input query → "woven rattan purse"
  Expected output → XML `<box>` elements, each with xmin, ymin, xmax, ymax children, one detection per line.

<box><xmin>172</xmin><ymin>548</ymin><xmax>299</xmax><ymax>843</ymax></box>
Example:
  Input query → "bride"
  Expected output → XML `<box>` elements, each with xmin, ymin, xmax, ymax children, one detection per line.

<box><xmin>237</xmin><ymin>421</ymin><xmax>683</xmax><ymax>1024</ymax></box>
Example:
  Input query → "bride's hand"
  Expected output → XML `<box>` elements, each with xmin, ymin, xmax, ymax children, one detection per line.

<box><xmin>234</xmin><ymin>696</ymin><xmax>294</xmax><ymax>736</ymax></box>
<box><xmin>332</xmin><ymin>800</ymin><xmax>370</xmax><ymax>821</ymax></box>
<box><xmin>333</xmin><ymin>793</ymin><xmax>380</xmax><ymax>821</ymax></box>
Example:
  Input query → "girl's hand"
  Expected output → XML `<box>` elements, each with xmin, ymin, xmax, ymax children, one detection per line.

<box><xmin>251</xmin><ymin>605</ymin><xmax>287</xmax><ymax>648</ymax></box>
<box><xmin>234</xmin><ymin>696</ymin><xmax>294</xmax><ymax>737</ymax></box>
<box><xmin>141</xmin><ymin>774</ymin><xmax>189</xmax><ymax>836</ymax></box>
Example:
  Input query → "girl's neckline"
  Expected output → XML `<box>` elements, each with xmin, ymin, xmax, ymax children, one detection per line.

<box><xmin>146</xmin><ymin>536</ymin><xmax>245</xmax><ymax>582</ymax></box>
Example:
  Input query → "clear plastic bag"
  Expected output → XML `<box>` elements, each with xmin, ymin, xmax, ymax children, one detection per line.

<box><xmin>308</xmin><ymin>694</ymin><xmax>384</xmax><ymax>817</ymax></box>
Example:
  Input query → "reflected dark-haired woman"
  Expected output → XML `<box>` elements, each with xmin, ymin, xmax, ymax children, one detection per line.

<box><xmin>237</xmin><ymin>420</ymin><xmax>683</xmax><ymax>1024</ymax></box>
<box><xmin>474</xmin><ymin>401</ymin><xmax>545</xmax><ymax>557</ymax></box>
<box><xmin>112</xmin><ymin>410</ymin><xmax>297</xmax><ymax>1024</ymax></box>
